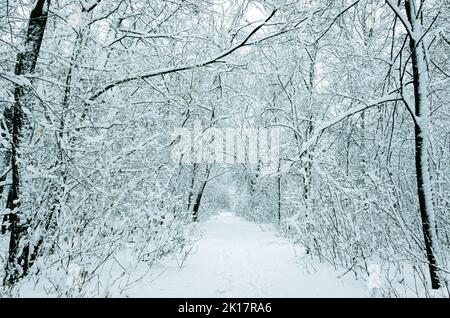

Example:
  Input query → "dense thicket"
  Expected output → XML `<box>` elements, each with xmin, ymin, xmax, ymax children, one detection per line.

<box><xmin>0</xmin><ymin>0</ymin><xmax>448</xmax><ymax>296</ymax></box>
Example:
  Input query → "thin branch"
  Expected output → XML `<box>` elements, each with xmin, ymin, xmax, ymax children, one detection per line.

<box><xmin>89</xmin><ymin>9</ymin><xmax>278</xmax><ymax>101</ymax></box>
<box><xmin>283</xmin><ymin>93</ymin><xmax>402</xmax><ymax>170</ymax></box>
<box><xmin>311</xmin><ymin>0</ymin><xmax>360</xmax><ymax>45</ymax></box>
<box><xmin>385</xmin><ymin>0</ymin><xmax>414</xmax><ymax>38</ymax></box>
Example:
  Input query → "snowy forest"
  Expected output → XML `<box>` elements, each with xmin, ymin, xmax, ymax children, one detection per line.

<box><xmin>0</xmin><ymin>0</ymin><xmax>449</xmax><ymax>298</ymax></box>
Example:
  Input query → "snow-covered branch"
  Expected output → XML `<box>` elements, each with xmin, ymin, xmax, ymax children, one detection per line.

<box><xmin>89</xmin><ymin>9</ymin><xmax>278</xmax><ymax>101</ymax></box>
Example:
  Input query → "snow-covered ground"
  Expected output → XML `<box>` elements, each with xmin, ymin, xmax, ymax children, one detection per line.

<box><xmin>129</xmin><ymin>212</ymin><xmax>370</xmax><ymax>297</ymax></box>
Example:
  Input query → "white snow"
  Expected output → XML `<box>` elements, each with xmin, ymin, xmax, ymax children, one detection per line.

<box><xmin>128</xmin><ymin>212</ymin><xmax>370</xmax><ymax>298</ymax></box>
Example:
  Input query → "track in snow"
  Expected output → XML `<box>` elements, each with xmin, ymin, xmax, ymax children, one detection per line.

<box><xmin>131</xmin><ymin>212</ymin><xmax>369</xmax><ymax>297</ymax></box>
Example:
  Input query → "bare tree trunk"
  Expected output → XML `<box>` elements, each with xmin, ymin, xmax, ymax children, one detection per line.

<box><xmin>187</xmin><ymin>163</ymin><xmax>198</xmax><ymax>211</ymax></box>
<box><xmin>405</xmin><ymin>0</ymin><xmax>441</xmax><ymax>290</ymax></box>
<box><xmin>3</xmin><ymin>0</ymin><xmax>51</xmax><ymax>286</ymax></box>
<box><xmin>302</xmin><ymin>45</ymin><xmax>317</xmax><ymax>218</ymax></box>
<box><xmin>277</xmin><ymin>163</ymin><xmax>281</xmax><ymax>224</ymax></box>
<box><xmin>192</xmin><ymin>166</ymin><xmax>210</xmax><ymax>222</ymax></box>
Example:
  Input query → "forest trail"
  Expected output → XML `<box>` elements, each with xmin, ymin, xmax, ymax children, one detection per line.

<box><xmin>131</xmin><ymin>212</ymin><xmax>370</xmax><ymax>297</ymax></box>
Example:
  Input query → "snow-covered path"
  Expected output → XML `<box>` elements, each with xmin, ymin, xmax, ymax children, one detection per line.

<box><xmin>131</xmin><ymin>212</ymin><xmax>369</xmax><ymax>297</ymax></box>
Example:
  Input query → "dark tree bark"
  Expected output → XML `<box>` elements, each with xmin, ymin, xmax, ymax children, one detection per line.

<box><xmin>404</xmin><ymin>0</ymin><xmax>441</xmax><ymax>289</ymax></box>
<box><xmin>187</xmin><ymin>163</ymin><xmax>198</xmax><ymax>211</ymax></box>
<box><xmin>192</xmin><ymin>167</ymin><xmax>210</xmax><ymax>222</ymax></box>
<box><xmin>3</xmin><ymin>0</ymin><xmax>51</xmax><ymax>286</ymax></box>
